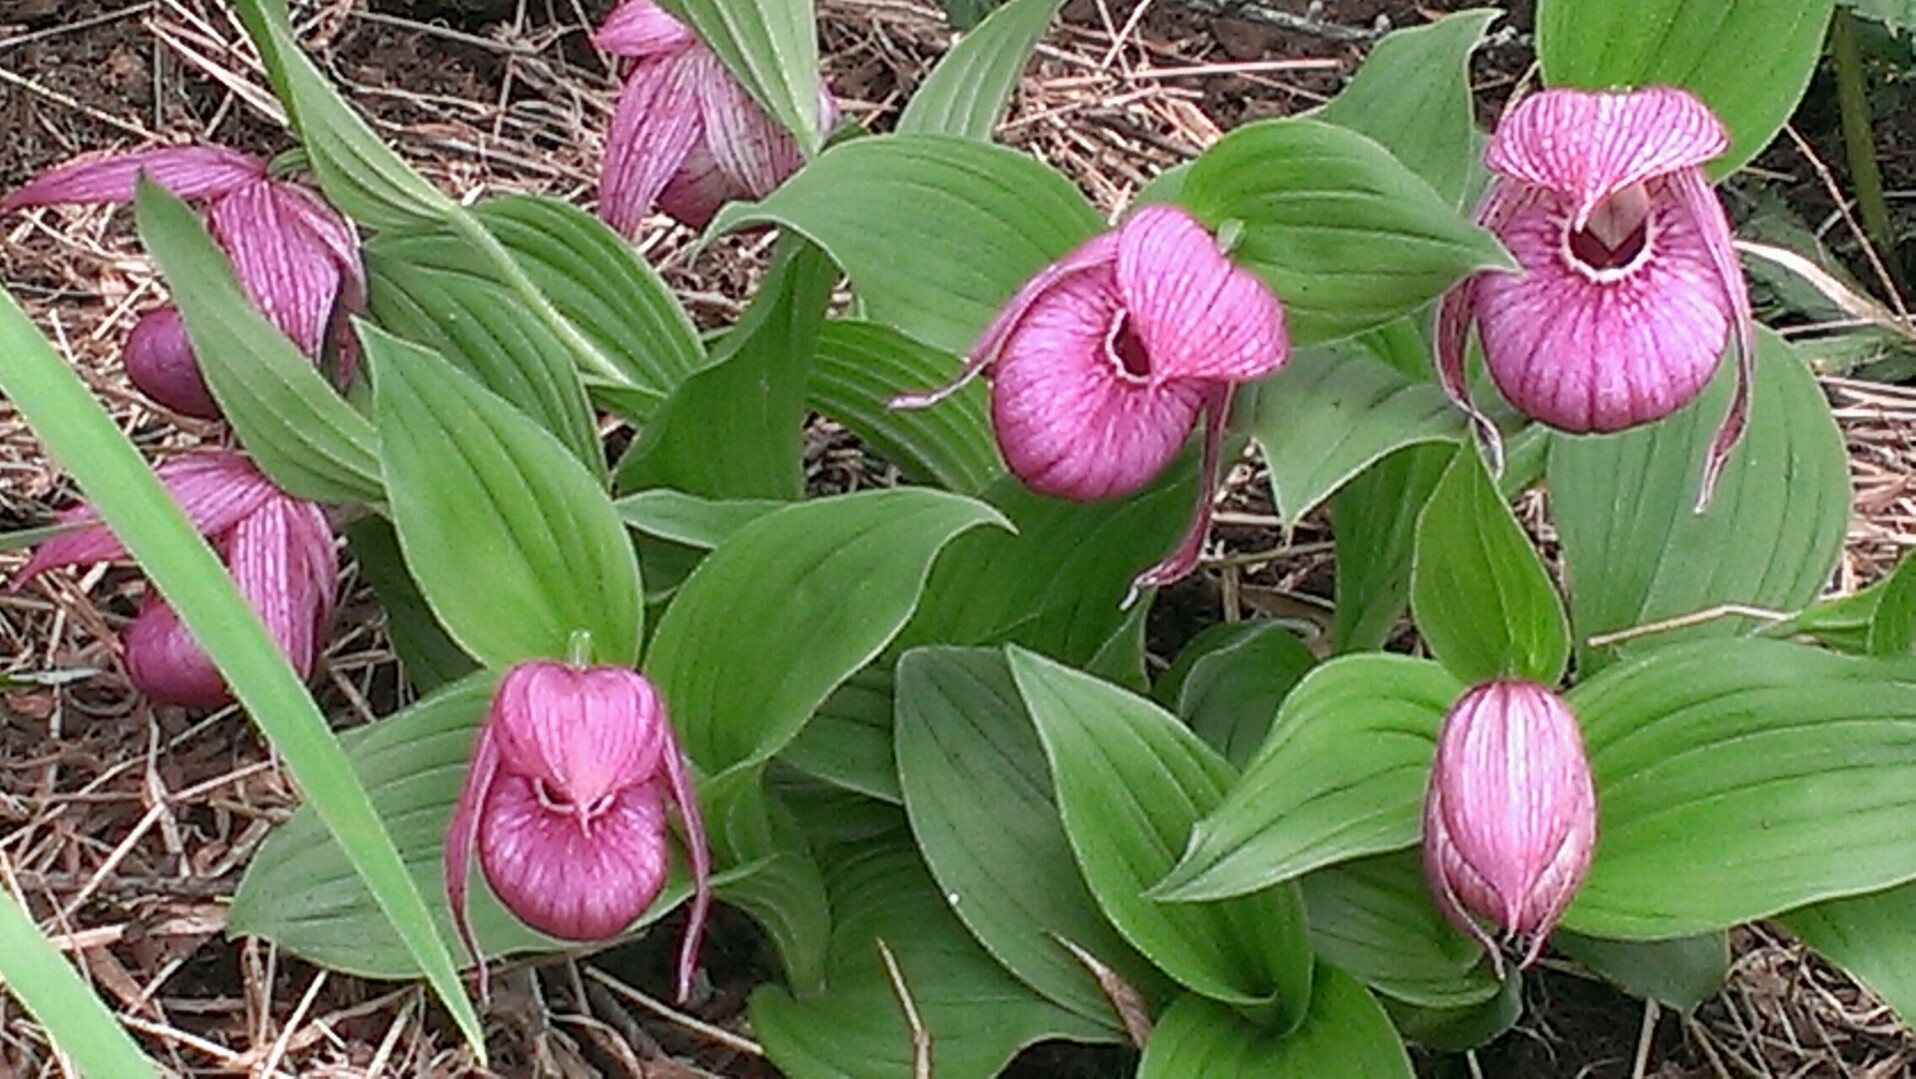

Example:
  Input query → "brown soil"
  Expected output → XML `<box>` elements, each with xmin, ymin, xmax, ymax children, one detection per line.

<box><xmin>3</xmin><ymin>1</ymin><xmax>1915</xmax><ymax>1076</ymax></box>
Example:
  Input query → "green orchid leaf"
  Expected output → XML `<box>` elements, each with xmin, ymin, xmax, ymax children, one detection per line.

<box><xmin>368</xmin><ymin>327</ymin><xmax>644</xmax><ymax>668</ymax></box>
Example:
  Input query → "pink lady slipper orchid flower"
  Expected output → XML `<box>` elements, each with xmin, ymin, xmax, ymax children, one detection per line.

<box><xmin>9</xmin><ymin>451</ymin><xmax>337</xmax><ymax>710</ymax></box>
<box><xmin>444</xmin><ymin>660</ymin><xmax>712</xmax><ymax>1002</ymax></box>
<box><xmin>1436</xmin><ymin>87</ymin><xmax>1754</xmax><ymax>505</ymax></box>
<box><xmin>592</xmin><ymin>0</ymin><xmax>836</xmax><ymax>234</ymax></box>
<box><xmin>893</xmin><ymin>205</ymin><xmax>1288</xmax><ymax>595</ymax></box>
<box><xmin>1422</xmin><ymin>680</ymin><xmax>1598</xmax><ymax>975</ymax></box>
<box><xmin>4</xmin><ymin>144</ymin><xmax>364</xmax><ymax>419</ymax></box>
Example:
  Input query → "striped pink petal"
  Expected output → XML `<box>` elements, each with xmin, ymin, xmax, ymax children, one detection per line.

<box><xmin>1474</xmin><ymin>175</ymin><xmax>1732</xmax><ymax>433</ymax></box>
<box><xmin>270</xmin><ymin>182</ymin><xmax>366</xmax><ymax>311</ymax></box>
<box><xmin>2</xmin><ymin>145</ymin><xmax>266</xmax><ymax>213</ymax></box>
<box><xmin>592</xmin><ymin>0</ymin><xmax>697</xmax><ymax>57</ymax></box>
<box><xmin>489</xmin><ymin>662</ymin><xmax>668</xmax><ymax>811</ymax></box>
<box><xmin>1129</xmin><ymin>385</ymin><xmax>1232</xmax><ymax>599</ymax></box>
<box><xmin>1114</xmin><ymin>205</ymin><xmax>1287</xmax><ymax>383</ymax></box>
<box><xmin>990</xmin><ymin>264</ymin><xmax>1207</xmax><ymax>501</ymax></box>
<box><xmin>598</xmin><ymin>51</ymin><xmax>705</xmax><ymax>236</ymax></box>
<box><xmin>692</xmin><ymin>50</ymin><xmax>807</xmax><ymax>204</ymax></box>
<box><xmin>124</xmin><ymin>306</ymin><xmax>221</xmax><ymax>420</ymax></box>
<box><xmin>11</xmin><ymin>452</ymin><xmax>281</xmax><ymax>586</ymax></box>
<box><xmin>479</xmin><ymin>775</ymin><xmax>672</xmax><ymax>941</ymax></box>
<box><xmin>1486</xmin><ymin>87</ymin><xmax>1728</xmax><ymax>230</ymax></box>
<box><xmin>1422</xmin><ymin>680</ymin><xmax>1596</xmax><ymax>972</ymax></box>
<box><xmin>122</xmin><ymin>595</ymin><xmax>233</xmax><ymax>710</ymax></box>
<box><xmin>444</xmin><ymin>721</ymin><xmax>503</xmax><ymax>981</ymax></box>
<box><xmin>207</xmin><ymin>181</ymin><xmax>348</xmax><ymax>360</ymax></box>
<box><xmin>224</xmin><ymin>495</ymin><xmax>336</xmax><ymax>682</ymax></box>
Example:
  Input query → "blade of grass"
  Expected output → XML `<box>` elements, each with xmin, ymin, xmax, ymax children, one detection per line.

<box><xmin>0</xmin><ymin>881</ymin><xmax>158</xmax><ymax>1076</ymax></box>
<box><xmin>0</xmin><ymin>290</ymin><xmax>487</xmax><ymax>1059</ymax></box>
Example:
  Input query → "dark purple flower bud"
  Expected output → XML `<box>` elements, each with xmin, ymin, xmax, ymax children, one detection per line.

<box><xmin>122</xmin><ymin>595</ymin><xmax>231</xmax><ymax>710</ymax></box>
<box><xmin>10</xmin><ymin>451</ymin><xmax>338</xmax><ymax>708</ymax></box>
<box><xmin>4</xmin><ymin>143</ymin><xmax>365</xmax><ymax>410</ymax></box>
<box><xmin>593</xmin><ymin>0</ymin><xmax>837</xmax><ymax>233</ymax></box>
<box><xmin>893</xmin><ymin>205</ymin><xmax>1288</xmax><ymax>594</ymax></box>
<box><xmin>1436</xmin><ymin>87</ymin><xmax>1754</xmax><ymax>505</ymax></box>
<box><xmin>1422</xmin><ymin>680</ymin><xmax>1598</xmax><ymax>974</ymax></box>
<box><xmin>444</xmin><ymin>660</ymin><xmax>712</xmax><ymax>1002</ymax></box>
<box><xmin>124</xmin><ymin>306</ymin><xmax>220</xmax><ymax>419</ymax></box>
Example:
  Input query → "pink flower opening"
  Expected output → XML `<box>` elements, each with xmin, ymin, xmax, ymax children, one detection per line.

<box><xmin>1435</xmin><ymin>87</ymin><xmax>1754</xmax><ymax>507</ymax></box>
<box><xmin>1421</xmin><ymin>680</ymin><xmax>1598</xmax><ymax>975</ymax></box>
<box><xmin>593</xmin><ymin>0</ymin><xmax>836</xmax><ymax>234</ymax></box>
<box><xmin>3</xmin><ymin>144</ymin><xmax>364</xmax><ymax>418</ymax></box>
<box><xmin>892</xmin><ymin>204</ymin><xmax>1288</xmax><ymax>597</ymax></box>
<box><xmin>443</xmin><ymin>660</ymin><xmax>713</xmax><ymax>1004</ymax></box>
<box><xmin>9</xmin><ymin>451</ymin><xmax>338</xmax><ymax>709</ymax></box>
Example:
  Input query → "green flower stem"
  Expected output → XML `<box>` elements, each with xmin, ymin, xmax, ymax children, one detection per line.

<box><xmin>1830</xmin><ymin>6</ymin><xmax>1905</xmax><ymax>293</ymax></box>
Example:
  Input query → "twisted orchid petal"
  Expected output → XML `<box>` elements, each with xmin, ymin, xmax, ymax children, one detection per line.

<box><xmin>124</xmin><ymin>306</ymin><xmax>220</xmax><ymax>420</ymax></box>
<box><xmin>10</xmin><ymin>452</ymin><xmax>280</xmax><ymax>586</ymax></box>
<box><xmin>2</xmin><ymin>146</ymin><xmax>265</xmax><ymax>212</ymax></box>
<box><xmin>1422</xmin><ymin>680</ymin><xmax>1597</xmax><ymax>974</ymax></box>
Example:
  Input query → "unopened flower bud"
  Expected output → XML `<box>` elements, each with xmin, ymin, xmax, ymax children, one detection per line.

<box><xmin>444</xmin><ymin>660</ymin><xmax>712</xmax><ymax>1002</ymax></box>
<box><xmin>125</xmin><ymin>306</ymin><xmax>220</xmax><ymax>419</ymax></box>
<box><xmin>1421</xmin><ymin>679</ymin><xmax>1597</xmax><ymax>973</ymax></box>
